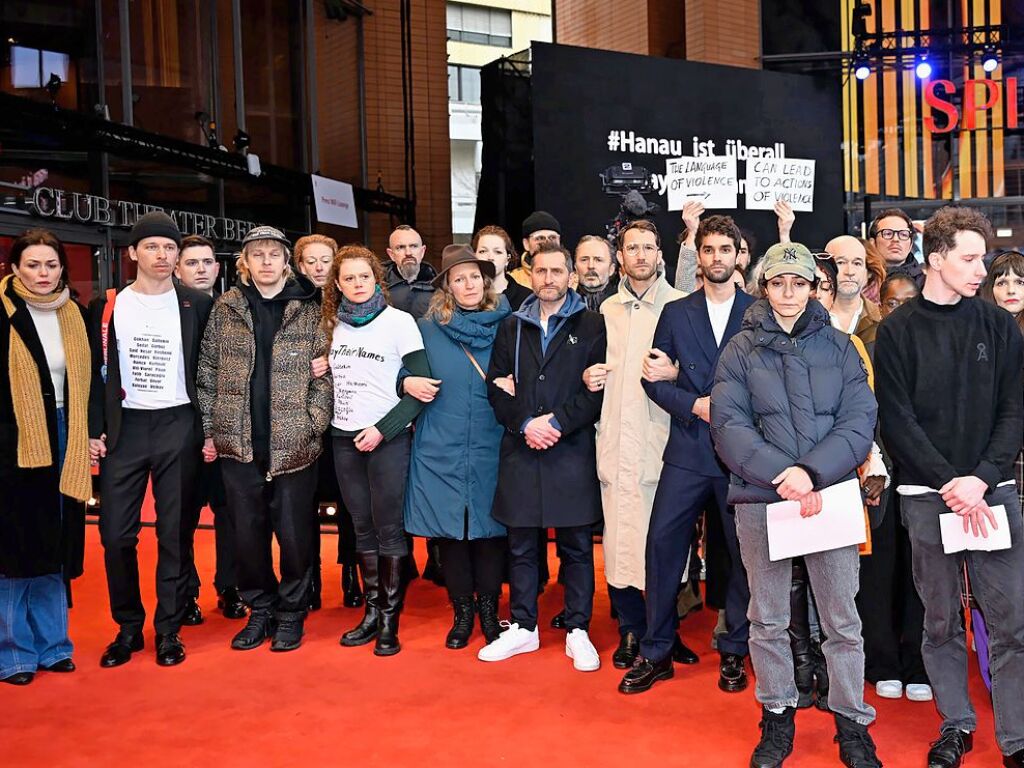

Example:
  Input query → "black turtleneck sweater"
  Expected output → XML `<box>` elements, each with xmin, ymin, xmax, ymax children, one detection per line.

<box><xmin>875</xmin><ymin>294</ymin><xmax>1024</xmax><ymax>492</ymax></box>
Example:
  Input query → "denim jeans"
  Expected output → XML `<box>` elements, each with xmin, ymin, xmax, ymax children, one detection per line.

<box><xmin>0</xmin><ymin>408</ymin><xmax>74</xmax><ymax>677</ymax></box>
<box><xmin>0</xmin><ymin>573</ymin><xmax>73</xmax><ymax>677</ymax></box>
<box><xmin>735</xmin><ymin>502</ymin><xmax>876</xmax><ymax>725</ymax></box>
<box><xmin>901</xmin><ymin>484</ymin><xmax>1024</xmax><ymax>755</ymax></box>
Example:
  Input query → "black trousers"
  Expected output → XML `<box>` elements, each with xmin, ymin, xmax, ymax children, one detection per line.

<box><xmin>332</xmin><ymin>432</ymin><xmax>411</xmax><ymax>557</ymax></box>
<box><xmin>220</xmin><ymin>459</ymin><xmax>317</xmax><ymax>612</ymax></box>
<box><xmin>439</xmin><ymin>536</ymin><xmax>507</xmax><ymax>599</ymax></box>
<box><xmin>508</xmin><ymin>525</ymin><xmax>594</xmax><ymax>632</ymax></box>
<box><xmin>608</xmin><ymin>585</ymin><xmax>646</xmax><ymax>637</ymax></box>
<box><xmin>98</xmin><ymin>405</ymin><xmax>198</xmax><ymax>635</ymax></box>
<box><xmin>185</xmin><ymin>458</ymin><xmax>236</xmax><ymax>596</ymax></box>
<box><xmin>856</xmin><ymin>492</ymin><xmax>928</xmax><ymax>684</ymax></box>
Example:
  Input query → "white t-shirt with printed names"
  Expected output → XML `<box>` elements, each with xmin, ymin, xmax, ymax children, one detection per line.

<box><xmin>329</xmin><ymin>305</ymin><xmax>424</xmax><ymax>431</ymax></box>
<box><xmin>113</xmin><ymin>286</ymin><xmax>190</xmax><ymax>409</ymax></box>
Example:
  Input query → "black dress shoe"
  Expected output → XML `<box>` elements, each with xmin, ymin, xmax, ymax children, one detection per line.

<box><xmin>550</xmin><ymin>610</ymin><xmax>567</xmax><ymax>630</ymax></box>
<box><xmin>612</xmin><ymin>632</ymin><xmax>639</xmax><ymax>669</ymax></box>
<box><xmin>719</xmin><ymin>652</ymin><xmax>748</xmax><ymax>692</ymax></box>
<box><xmin>100</xmin><ymin>631</ymin><xmax>144</xmax><ymax>668</ymax></box>
<box><xmin>672</xmin><ymin>635</ymin><xmax>699</xmax><ymax>665</ymax></box>
<box><xmin>182</xmin><ymin>598</ymin><xmax>204</xmax><ymax>626</ymax></box>
<box><xmin>218</xmin><ymin>587</ymin><xmax>248</xmax><ymax>620</ymax></box>
<box><xmin>927</xmin><ymin>730</ymin><xmax>973</xmax><ymax>768</ymax></box>
<box><xmin>155</xmin><ymin>633</ymin><xmax>186</xmax><ymax>666</ymax></box>
<box><xmin>41</xmin><ymin>658</ymin><xmax>76</xmax><ymax>673</ymax></box>
<box><xmin>1005</xmin><ymin>748</ymin><xmax>1024</xmax><ymax>767</ymax></box>
<box><xmin>2</xmin><ymin>671</ymin><xmax>34</xmax><ymax>685</ymax></box>
<box><xmin>618</xmin><ymin>655</ymin><xmax>674</xmax><ymax>694</ymax></box>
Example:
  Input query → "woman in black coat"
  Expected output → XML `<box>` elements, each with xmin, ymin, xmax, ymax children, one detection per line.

<box><xmin>0</xmin><ymin>229</ymin><xmax>91</xmax><ymax>685</ymax></box>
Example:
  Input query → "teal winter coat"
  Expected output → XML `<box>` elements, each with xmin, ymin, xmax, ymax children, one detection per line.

<box><xmin>403</xmin><ymin>298</ymin><xmax>511</xmax><ymax>539</ymax></box>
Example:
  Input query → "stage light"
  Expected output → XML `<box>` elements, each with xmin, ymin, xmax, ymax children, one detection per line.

<box><xmin>982</xmin><ymin>47</ymin><xmax>999</xmax><ymax>73</ymax></box>
<box><xmin>326</xmin><ymin>506</ymin><xmax>337</xmax><ymax>517</ymax></box>
<box><xmin>87</xmin><ymin>497</ymin><xmax>98</xmax><ymax>507</ymax></box>
<box><xmin>915</xmin><ymin>57</ymin><xmax>932</xmax><ymax>80</ymax></box>
<box><xmin>854</xmin><ymin>57</ymin><xmax>871</xmax><ymax>81</ymax></box>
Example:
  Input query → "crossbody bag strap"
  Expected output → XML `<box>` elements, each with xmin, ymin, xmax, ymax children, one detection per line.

<box><xmin>459</xmin><ymin>343</ymin><xmax>487</xmax><ymax>381</ymax></box>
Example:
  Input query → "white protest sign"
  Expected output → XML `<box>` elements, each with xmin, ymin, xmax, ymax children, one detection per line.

<box><xmin>311</xmin><ymin>174</ymin><xmax>359</xmax><ymax>228</ymax></box>
<box><xmin>745</xmin><ymin>158</ymin><xmax>815</xmax><ymax>212</ymax></box>
<box><xmin>664</xmin><ymin>156</ymin><xmax>737</xmax><ymax>210</ymax></box>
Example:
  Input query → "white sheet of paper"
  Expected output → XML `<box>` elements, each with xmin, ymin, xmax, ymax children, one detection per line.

<box><xmin>938</xmin><ymin>506</ymin><xmax>1012</xmax><ymax>554</ymax></box>
<box><xmin>766</xmin><ymin>478</ymin><xmax>866</xmax><ymax>562</ymax></box>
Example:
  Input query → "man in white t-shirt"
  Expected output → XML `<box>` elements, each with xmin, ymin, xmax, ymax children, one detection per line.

<box><xmin>88</xmin><ymin>212</ymin><xmax>213</xmax><ymax>669</ymax></box>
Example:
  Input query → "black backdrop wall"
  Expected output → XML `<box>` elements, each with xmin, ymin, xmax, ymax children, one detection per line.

<box><xmin>519</xmin><ymin>43</ymin><xmax>844</xmax><ymax>277</ymax></box>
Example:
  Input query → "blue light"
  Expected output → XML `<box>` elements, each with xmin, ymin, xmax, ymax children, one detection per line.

<box><xmin>915</xmin><ymin>58</ymin><xmax>932</xmax><ymax>79</ymax></box>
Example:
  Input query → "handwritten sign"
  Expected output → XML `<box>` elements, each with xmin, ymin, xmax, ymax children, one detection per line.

<box><xmin>312</xmin><ymin>174</ymin><xmax>358</xmax><ymax>228</ymax></box>
<box><xmin>664</xmin><ymin>156</ymin><xmax>737</xmax><ymax>210</ymax></box>
<box><xmin>745</xmin><ymin>158</ymin><xmax>815</xmax><ymax>212</ymax></box>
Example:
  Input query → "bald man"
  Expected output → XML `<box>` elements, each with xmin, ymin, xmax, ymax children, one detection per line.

<box><xmin>825</xmin><ymin>235</ymin><xmax>881</xmax><ymax>347</ymax></box>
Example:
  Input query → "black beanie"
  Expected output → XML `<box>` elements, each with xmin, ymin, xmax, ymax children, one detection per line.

<box><xmin>129</xmin><ymin>211</ymin><xmax>182</xmax><ymax>247</ymax></box>
<box><xmin>522</xmin><ymin>210</ymin><xmax>561</xmax><ymax>239</ymax></box>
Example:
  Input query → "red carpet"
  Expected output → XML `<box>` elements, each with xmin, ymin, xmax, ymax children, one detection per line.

<box><xmin>1</xmin><ymin>525</ymin><xmax>1001</xmax><ymax>767</ymax></box>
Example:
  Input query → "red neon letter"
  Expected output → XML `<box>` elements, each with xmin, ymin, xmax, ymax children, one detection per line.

<box><xmin>963</xmin><ymin>79</ymin><xmax>1001</xmax><ymax>130</ymax></box>
<box><xmin>924</xmin><ymin>80</ymin><xmax>958</xmax><ymax>133</ymax></box>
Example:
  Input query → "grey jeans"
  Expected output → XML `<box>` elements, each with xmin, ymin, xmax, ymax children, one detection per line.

<box><xmin>735</xmin><ymin>503</ymin><xmax>876</xmax><ymax>725</ymax></box>
<box><xmin>901</xmin><ymin>484</ymin><xmax>1024</xmax><ymax>755</ymax></box>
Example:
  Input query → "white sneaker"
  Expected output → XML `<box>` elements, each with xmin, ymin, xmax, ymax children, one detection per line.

<box><xmin>565</xmin><ymin>628</ymin><xmax>600</xmax><ymax>672</ymax></box>
<box><xmin>477</xmin><ymin>622</ymin><xmax>539</xmax><ymax>662</ymax></box>
<box><xmin>875</xmin><ymin>679</ymin><xmax>903</xmax><ymax>699</ymax></box>
<box><xmin>906</xmin><ymin>684</ymin><xmax>934</xmax><ymax>702</ymax></box>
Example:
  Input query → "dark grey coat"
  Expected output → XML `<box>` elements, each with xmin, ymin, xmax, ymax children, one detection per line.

<box><xmin>710</xmin><ymin>299</ymin><xmax>877</xmax><ymax>504</ymax></box>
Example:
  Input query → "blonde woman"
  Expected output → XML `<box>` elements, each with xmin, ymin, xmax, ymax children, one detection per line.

<box><xmin>403</xmin><ymin>245</ymin><xmax>511</xmax><ymax>649</ymax></box>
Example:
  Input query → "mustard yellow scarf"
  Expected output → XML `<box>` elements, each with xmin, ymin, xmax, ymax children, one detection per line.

<box><xmin>1</xmin><ymin>274</ymin><xmax>91</xmax><ymax>501</ymax></box>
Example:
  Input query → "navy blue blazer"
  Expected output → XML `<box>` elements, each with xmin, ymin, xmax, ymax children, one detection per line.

<box><xmin>642</xmin><ymin>287</ymin><xmax>754</xmax><ymax>477</ymax></box>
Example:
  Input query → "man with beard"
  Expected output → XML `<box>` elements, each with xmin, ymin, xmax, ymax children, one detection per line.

<box><xmin>870</xmin><ymin>208</ymin><xmax>923</xmax><ymax>288</ymax></box>
<box><xmin>581</xmin><ymin>221</ymin><xmax>683</xmax><ymax>673</ymax></box>
<box><xmin>384</xmin><ymin>225</ymin><xmax>437</xmax><ymax>319</ymax></box>
<box><xmin>620</xmin><ymin>214</ymin><xmax>754</xmax><ymax>695</ymax></box>
<box><xmin>574</xmin><ymin>235</ymin><xmax>619</xmax><ymax>312</ymax></box>
<box><xmin>825</xmin><ymin>235</ymin><xmax>882</xmax><ymax>348</ymax></box>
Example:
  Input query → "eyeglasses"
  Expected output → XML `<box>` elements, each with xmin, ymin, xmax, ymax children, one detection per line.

<box><xmin>623</xmin><ymin>243</ymin><xmax>658</xmax><ymax>255</ymax></box>
<box><xmin>875</xmin><ymin>228</ymin><xmax>913</xmax><ymax>242</ymax></box>
<box><xmin>811</xmin><ymin>251</ymin><xmax>834</xmax><ymax>261</ymax></box>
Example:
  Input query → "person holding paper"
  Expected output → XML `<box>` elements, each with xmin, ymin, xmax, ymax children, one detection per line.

<box><xmin>711</xmin><ymin>242</ymin><xmax>880</xmax><ymax>768</ymax></box>
<box><xmin>619</xmin><ymin>215</ymin><xmax>753</xmax><ymax>696</ymax></box>
<box><xmin>875</xmin><ymin>206</ymin><xmax>1024</xmax><ymax>768</ymax></box>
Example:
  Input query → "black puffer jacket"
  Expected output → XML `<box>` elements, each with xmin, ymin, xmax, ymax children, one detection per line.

<box><xmin>710</xmin><ymin>298</ymin><xmax>876</xmax><ymax>504</ymax></box>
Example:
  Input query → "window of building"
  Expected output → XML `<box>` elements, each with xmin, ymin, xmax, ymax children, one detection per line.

<box><xmin>446</xmin><ymin>3</ymin><xmax>512</xmax><ymax>48</ymax></box>
<box><xmin>10</xmin><ymin>46</ymin><xmax>70</xmax><ymax>89</ymax></box>
<box><xmin>447</xmin><ymin>64</ymin><xmax>481</xmax><ymax>104</ymax></box>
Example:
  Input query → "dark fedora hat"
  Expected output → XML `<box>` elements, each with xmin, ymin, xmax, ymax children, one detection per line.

<box><xmin>432</xmin><ymin>244</ymin><xmax>496</xmax><ymax>288</ymax></box>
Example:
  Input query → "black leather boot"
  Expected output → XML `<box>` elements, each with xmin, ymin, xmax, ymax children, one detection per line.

<box><xmin>270</xmin><ymin>610</ymin><xmax>306</xmax><ymax>652</ymax></box>
<box><xmin>834</xmin><ymin>714</ymin><xmax>882</xmax><ymax>767</ymax></box>
<box><xmin>751</xmin><ymin>706</ymin><xmax>796</xmax><ymax>768</ymax></box>
<box><xmin>811</xmin><ymin>635</ymin><xmax>830</xmax><ymax>711</ymax></box>
<box><xmin>789</xmin><ymin>559</ymin><xmax>815</xmax><ymax>709</ymax></box>
<box><xmin>476</xmin><ymin>593</ymin><xmax>501</xmax><ymax>644</ymax></box>
<box><xmin>423</xmin><ymin>539</ymin><xmax>445</xmax><ymax>586</ymax></box>
<box><xmin>342</xmin><ymin>563</ymin><xmax>364</xmax><ymax>608</ymax></box>
<box><xmin>375</xmin><ymin>555</ymin><xmax>407</xmax><ymax>656</ymax></box>
<box><xmin>231</xmin><ymin>608</ymin><xmax>276</xmax><ymax>650</ymax></box>
<box><xmin>445</xmin><ymin>596</ymin><xmax>475</xmax><ymax>649</ymax></box>
<box><xmin>340</xmin><ymin>553</ymin><xmax>380</xmax><ymax>647</ymax></box>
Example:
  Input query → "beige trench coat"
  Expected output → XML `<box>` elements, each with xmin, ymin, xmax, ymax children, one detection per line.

<box><xmin>596</xmin><ymin>275</ymin><xmax>684</xmax><ymax>590</ymax></box>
